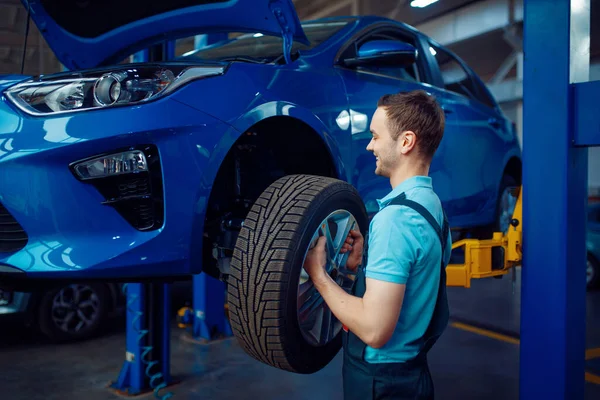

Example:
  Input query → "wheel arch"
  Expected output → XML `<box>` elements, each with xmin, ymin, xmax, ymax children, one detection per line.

<box><xmin>503</xmin><ymin>155</ymin><xmax>522</xmax><ymax>185</ymax></box>
<box><xmin>190</xmin><ymin>109</ymin><xmax>346</xmax><ymax>277</ymax></box>
<box><xmin>231</xmin><ymin>101</ymin><xmax>349</xmax><ymax>181</ymax></box>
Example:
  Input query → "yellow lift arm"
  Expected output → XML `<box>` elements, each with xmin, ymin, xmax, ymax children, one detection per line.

<box><xmin>447</xmin><ymin>186</ymin><xmax>523</xmax><ymax>288</ymax></box>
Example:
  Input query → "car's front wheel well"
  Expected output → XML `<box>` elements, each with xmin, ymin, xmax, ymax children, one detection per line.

<box><xmin>201</xmin><ymin>116</ymin><xmax>338</xmax><ymax>279</ymax></box>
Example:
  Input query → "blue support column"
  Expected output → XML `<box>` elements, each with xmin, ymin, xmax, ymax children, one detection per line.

<box><xmin>193</xmin><ymin>273</ymin><xmax>232</xmax><ymax>340</ymax></box>
<box><xmin>109</xmin><ymin>284</ymin><xmax>174</xmax><ymax>399</ymax></box>
<box><xmin>165</xmin><ymin>40</ymin><xmax>177</xmax><ymax>60</ymax></box>
<box><xmin>521</xmin><ymin>0</ymin><xmax>590</xmax><ymax>398</ymax></box>
<box><xmin>111</xmin><ymin>284</ymin><xmax>146</xmax><ymax>395</ymax></box>
<box><xmin>109</xmin><ymin>44</ymin><xmax>176</xmax><ymax>399</ymax></box>
<box><xmin>188</xmin><ymin>31</ymin><xmax>234</xmax><ymax>342</ymax></box>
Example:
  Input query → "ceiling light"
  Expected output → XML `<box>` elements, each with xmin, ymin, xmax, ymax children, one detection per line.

<box><xmin>410</xmin><ymin>0</ymin><xmax>439</xmax><ymax>8</ymax></box>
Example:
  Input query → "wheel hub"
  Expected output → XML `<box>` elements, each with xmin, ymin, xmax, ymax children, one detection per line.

<box><xmin>51</xmin><ymin>284</ymin><xmax>100</xmax><ymax>334</ymax></box>
<box><xmin>298</xmin><ymin>209</ymin><xmax>358</xmax><ymax>347</ymax></box>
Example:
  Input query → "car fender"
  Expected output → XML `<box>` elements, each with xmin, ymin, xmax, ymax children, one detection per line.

<box><xmin>231</xmin><ymin>101</ymin><xmax>349</xmax><ymax>181</ymax></box>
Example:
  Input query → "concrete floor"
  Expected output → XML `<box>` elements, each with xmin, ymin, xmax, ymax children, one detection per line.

<box><xmin>1</xmin><ymin>269</ymin><xmax>599</xmax><ymax>400</ymax></box>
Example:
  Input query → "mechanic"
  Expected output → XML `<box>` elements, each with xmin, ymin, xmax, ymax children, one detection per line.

<box><xmin>304</xmin><ymin>90</ymin><xmax>452</xmax><ymax>400</ymax></box>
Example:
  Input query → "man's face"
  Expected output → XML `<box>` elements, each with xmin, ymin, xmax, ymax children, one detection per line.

<box><xmin>366</xmin><ymin>107</ymin><xmax>399</xmax><ymax>177</ymax></box>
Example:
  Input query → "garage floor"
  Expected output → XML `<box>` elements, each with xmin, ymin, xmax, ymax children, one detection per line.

<box><xmin>1</xmin><ymin>269</ymin><xmax>599</xmax><ymax>400</ymax></box>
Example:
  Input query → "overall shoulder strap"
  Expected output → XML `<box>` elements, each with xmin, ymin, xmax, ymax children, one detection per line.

<box><xmin>389</xmin><ymin>193</ymin><xmax>449</xmax><ymax>255</ymax></box>
<box><xmin>390</xmin><ymin>193</ymin><xmax>451</xmax><ymax>357</ymax></box>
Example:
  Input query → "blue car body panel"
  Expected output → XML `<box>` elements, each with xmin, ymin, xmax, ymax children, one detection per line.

<box><xmin>0</xmin><ymin>13</ymin><xmax>521</xmax><ymax>284</ymax></box>
<box><xmin>0</xmin><ymin>91</ymin><xmax>237</xmax><ymax>278</ymax></box>
<box><xmin>21</xmin><ymin>0</ymin><xmax>309</xmax><ymax>70</ymax></box>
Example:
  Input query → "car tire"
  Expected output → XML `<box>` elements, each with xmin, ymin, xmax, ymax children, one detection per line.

<box><xmin>37</xmin><ymin>283</ymin><xmax>108</xmax><ymax>342</ymax></box>
<box><xmin>587</xmin><ymin>253</ymin><xmax>600</xmax><ymax>291</ymax></box>
<box><xmin>226</xmin><ymin>174</ymin><xmax>369</xmax><ymax>374</ymax></box>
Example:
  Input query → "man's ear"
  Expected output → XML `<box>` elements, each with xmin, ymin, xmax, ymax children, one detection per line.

<box><xmin>399</xmin><ymin>131</ymin><xmax>417</xmax><ymax>154</ymax></box>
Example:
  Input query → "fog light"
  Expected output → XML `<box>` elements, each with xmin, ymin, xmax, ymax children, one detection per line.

<box><xmin>71</xmin><ymin>150</ymin><xmax>148</xmax><ymax>180</ymax></box>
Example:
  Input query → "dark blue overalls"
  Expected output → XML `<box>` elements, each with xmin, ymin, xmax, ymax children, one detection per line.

<box><xmin>342</xmin><ymin>193</ymin><xmax>450</xmax><ymax>400</ymax></box>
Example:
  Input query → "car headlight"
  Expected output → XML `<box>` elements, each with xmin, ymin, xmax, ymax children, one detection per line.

<box><xmin>4</xmin><ymin>65</ymin><xmax>226</xmax><ymax>116</ymax></box>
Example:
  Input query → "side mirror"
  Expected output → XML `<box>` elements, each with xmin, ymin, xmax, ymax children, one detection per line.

<box><xmin>343</xmin><ymin>40</ymin><xmax>418</xmax><ymax>67</ymax></box>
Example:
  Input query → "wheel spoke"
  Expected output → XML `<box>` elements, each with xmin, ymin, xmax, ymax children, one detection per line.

<box><xmin>60</xmin><ymin>311</ymin><xmax>75</xmax><ymax>331</ymax></box>
<box><xmin>299</xmin><ymin>208</ymin><xmax>359</xmax><ymax>346</ymax></box>
<box><xmin>336</xmin><ymin>269</ymin><xmax>357</xmax><ymax>292</ymax></box>
<box><xmin>298</xmin><ymin>281</ymin><xmax>317</xmax><ymax>307</ymax></box>
<box><xmin>298</xmin><ymin>289</ymin><xmax>324</xmax><ymax>323</ymax></box>
<box><xmin>53</xmin><ymin>290</ymin><xmax>70</xmax><ymax>309</ymax></box>
<box><xmin>77</xmin><ymin>309</ymin><xmax>93</xmax><ymax>326</ymax></box>
<box><xmin>71</xmin><ymin>284</ymin><xmax>81</xmax><ymax>304</ymax></box>
<box><xmin>320</xmin><ymin>223</ymin><xmax>336</xmax><ymax>272</ymax></box>
<box><xmin>74</xmin><ymin>319</ymin><xmax>85</xmax><ymax>332</ymax></box>
<box><xmin>319</xmin><ymin>305</ymin><xmax>334</xmax><ymax>343</ymax></box>
<box><xmin>333</xmin><ymin>217</ymin><xmax>356</xmax><ymax>267</ymax></box>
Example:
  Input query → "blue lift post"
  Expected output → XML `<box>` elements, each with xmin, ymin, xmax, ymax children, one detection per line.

<box><xmin>190</xmin><ymin>32</ymin><xmax>234</xmax><ymax>342</ymax></box>
<box><xmin>192</xmin><ymin>273</ymin><xmax>233</xmax><ymax>340</ymax></box>
<box><xmin>109</xmin><ymin>41</ymin><xmax>177</xmax><ymax>399</ymax></box>
<box><xmin>521</xmin><ymin>0</ymin><xmax>595</xmax><ymax>398</ymax></box>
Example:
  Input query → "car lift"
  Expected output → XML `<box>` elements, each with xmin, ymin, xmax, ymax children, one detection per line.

<box><xmin>446</xmin><ymin>187</ymin><xmax>523</xmax><ymax>288</ymax></box>
<box><xmin>107</xmin><ymin>1</ymin><xmax>595</xmax><ymax>398</ymax></box>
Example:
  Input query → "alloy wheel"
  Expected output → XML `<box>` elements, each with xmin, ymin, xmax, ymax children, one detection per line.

<box><xmin>498</xmin><ymin>186</ymin><xmax>519</xmax><ymax>233</ymax></box>
<box><xmin>298</xmin><ymin>210</ymin><xmax>358</xmax><ymax>347</ymax></box>
<box><xmin>587</xmin><ymin>258</ymin><xmax>595</xmax><ymax>285</ymax></box>
<box><xmin>51</xmin><ymin>284</ymin><xmax>101</xmax><ymax>334</ymax></box>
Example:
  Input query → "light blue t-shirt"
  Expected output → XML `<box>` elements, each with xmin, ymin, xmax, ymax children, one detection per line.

<box><xmin>363</xmin><ymin>175</ymin><xmax>452</xmax><ymax>364</ymax></box>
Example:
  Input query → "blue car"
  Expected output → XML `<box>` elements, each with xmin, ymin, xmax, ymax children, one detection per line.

<box><xmin>0</xmin><ymin>0</ymin><xmax>521</xmax><ymax>372</ymax></box>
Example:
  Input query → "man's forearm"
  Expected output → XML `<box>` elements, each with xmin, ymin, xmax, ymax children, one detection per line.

<box><xmin>312</xmin><ymin>271</ymin><xmax>380</xmax><ymax>346</ymax></box>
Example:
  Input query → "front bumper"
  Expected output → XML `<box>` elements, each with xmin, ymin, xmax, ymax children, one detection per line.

<box><xmin>0</xmin><ymin>90</ymin><xmax>236</xmax><ymax>288</ymax></box>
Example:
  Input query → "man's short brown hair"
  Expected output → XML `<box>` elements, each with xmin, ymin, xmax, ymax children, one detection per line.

<box><xmin>377</xmin><ymin>90</ymin><xmax>445</xmax><ymax>161</ymax></box>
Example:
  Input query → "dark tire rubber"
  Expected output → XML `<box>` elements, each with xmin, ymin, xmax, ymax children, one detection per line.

<box><xmin>226</xmin><ymin>174</ymin><xmax>368</xmax><ymax>374</ymax></box>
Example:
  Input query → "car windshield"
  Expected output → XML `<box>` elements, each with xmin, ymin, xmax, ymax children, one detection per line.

<box><xmin>178</xmin><ymin>19</ymin><xmax>354</xmax><ymax>63</ymax></box>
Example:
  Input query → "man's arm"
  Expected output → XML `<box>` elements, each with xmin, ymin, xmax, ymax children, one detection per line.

<box><xmin>310</xmin><ymin>268</ymin><xmax>405</xmax><ymax>348</ymax></box>
<box><xmin>304</xmin><ymin>207</ymin><xmax>421</xmax><ymax>348</ymax></box>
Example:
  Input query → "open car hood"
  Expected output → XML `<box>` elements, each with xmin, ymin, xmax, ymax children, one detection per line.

<box><xmin>22</xmin><ymin>0</ymin><xmax>309</xmax><ymax>70</ymax></box>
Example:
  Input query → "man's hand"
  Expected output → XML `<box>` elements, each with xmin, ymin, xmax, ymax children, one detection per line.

<box><xmin>340</xmin><ymin>229</ymin><xmax>364</xmax><ymax>271</ymax></box>
<box><xmin>303</xmin><ymin>236</ymin><xmax>329</xmax><ymax>284</ymax></box>
<box><xmin>302</xmin><ymin>230</ymin><xmax>405</xmax><ymax>349</ymax></box>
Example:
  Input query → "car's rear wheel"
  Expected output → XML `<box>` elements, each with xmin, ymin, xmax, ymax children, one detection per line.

<box><xmin>226</xmin><ymin>174</ymin><xmax>368</xmax><ymax>374</ymax></box>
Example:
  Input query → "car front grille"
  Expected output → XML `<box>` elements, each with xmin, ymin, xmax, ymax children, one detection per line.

<box><xmin>0</xmin><ymin>202</ymin><xmax>28</xmax><ymax>253</ymax></box>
